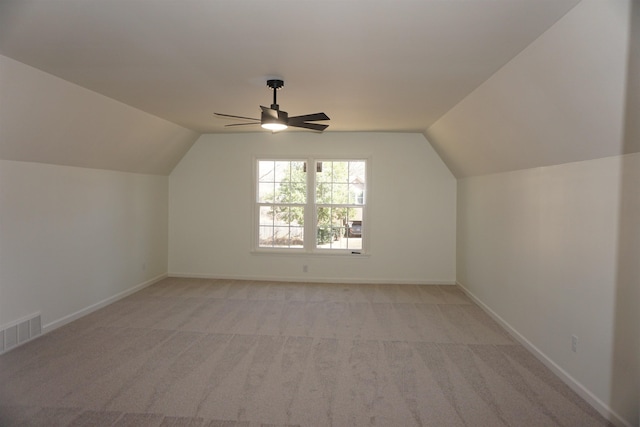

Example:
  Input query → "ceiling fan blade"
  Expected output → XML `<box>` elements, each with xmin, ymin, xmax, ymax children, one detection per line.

<box><xmin>288</xmin><ymin>112</ymin><xmax>330</xmax><ymax>123</ymax></box>
<box><xmin>214</xmin><ymin>112</ymin><xmax>260</xmax><ymax>121</ymax></box>
<box><xmin>225</xmin><ymin>122</ymin><xmax>260</xmax><ymax>127</ymax></box>
<box><xmin>289</xmin><ymin>122</ymin><xmax>329</xmax><ymax>132</ymax></box>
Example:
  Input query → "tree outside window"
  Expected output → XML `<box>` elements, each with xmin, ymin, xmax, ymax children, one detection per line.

<box><xmin>257</xmin><ymin>159</ymin><xmax>366</xmax><ymax>252</ymax></box>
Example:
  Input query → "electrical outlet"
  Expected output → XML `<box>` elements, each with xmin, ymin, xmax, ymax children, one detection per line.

<box><xmin>303</xmin><ymin>265</ymin><xmax>308</xmax><ymax>273</ymax></box>
<box><xmin>571</xmin><ymin>335</ymin><xmax>578</xmax><ymax>352</ymax></box>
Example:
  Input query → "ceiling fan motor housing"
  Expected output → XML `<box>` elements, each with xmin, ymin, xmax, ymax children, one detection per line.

<box><xmin>262</xmin><ymin>108</ymin><xmax>288</xmax><ymax>124</ymax></box>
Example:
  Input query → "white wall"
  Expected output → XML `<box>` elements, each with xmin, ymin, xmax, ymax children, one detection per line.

<box><xmin>0</xmin><ymin>160</ymin><xmax>169</xmax><ymax>331</ymax></box>
<box><xmin>169</xmin><ymin>132</ymin><xmax>456</xmax><ymax>284</ymax></box>
<box><xmin>457</xmin><ymin>153</ymin><xmax>639</xmax><ymax>426</ymax></box>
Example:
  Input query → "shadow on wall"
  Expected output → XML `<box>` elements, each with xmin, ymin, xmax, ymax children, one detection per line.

<box><xmin>611</xmin><ymin>1</ymin><xmax>640</xmax><ymax>425</ymax></box>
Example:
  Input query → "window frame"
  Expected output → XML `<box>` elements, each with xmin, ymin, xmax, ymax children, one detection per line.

<box><xmin>253</xmin><ymin>156</ymin><xmax>369</xmax><ymax>256</ymax></box>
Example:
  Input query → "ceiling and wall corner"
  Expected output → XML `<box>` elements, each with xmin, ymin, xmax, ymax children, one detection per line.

<box><xmin>3</xmin><ymin>1</ymin><xmax>632</xmax><ymax>180</ymax></box>
<box><xmin>0</xmin><ymin>0</ymin><xmax>583</xmax><ymax>177</ymax></box>
<box><xmin>424</xmin><ymin>0</ymin><xmax>633</xmax><ymax>179</ymax></box>
<box><xmin>3</xmin><ymin>0</ymin><xmax>633</xmax><ymax>182</ymax></box>
<box><xmin>0</xmin><ymin>55</ymin><xmax>199</xmax><ymax>176</ymax></box>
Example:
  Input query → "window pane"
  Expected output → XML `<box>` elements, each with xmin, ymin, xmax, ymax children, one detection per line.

<box><xmin>258</xmin><ymin>182</ymin><xmax>275</xmax><ymax>203</ymax></box>
<box><xmin>271</xmin><ymin>205</ymin><xmax>304</xmax><ymax>226</ymax></box>
<box><xmin>317</xmin><ymin>161</ymin><xmax>332</xmax><ymax>182</ymax></box>
<box><xmin>258</xmin><ymin>161</ymin><xmax>275</xmax><ymax>182</ymax></box>
<box><xmin>316</xmin><ymin>207</ymin><xmax>331</xmax><ymax>227</ymax></box>
<box><xmin>285</xmin><ymin>182</ymin><xmax>306</xmax><ymax>203</ymax></box>
<box><xmin>259</xmin><ymin>225</ymin><xmax>273</xmax><ymax>247</ymax></box>
<box><xmin>274</xmin><ymin>161</ymin><xmax>289</xmax><ymax>182</ymax></box>
<box><xmin>336</xmin><ymin>162</ymin><xmax>348</xmax><ymax>180</ymax></box>
<box><xmin>272</xmin><ymin>185</ymin><xmax>288</xmax><ymax>203</ymax></box>
<box><xmin>316</xmin><ymin>207</ymin><xmax>331</xmax><ymax>246</ymax></box>
<box><xmin>331</xmin><ymin>183</ymin><xmax>349</xmax><ymax>204</ymax></box>
<box><xmin>347</xmin><ymin>207</ymin><xmax>363</xmax><ymax>222</ymax></box>
<box><xmin>349</xmin><ymin>161</ymin><xmax>365</xmax><ymax>177</ymax></box>
<box><xmin>313</xmin><ymin>161</ymin><xmax>366</xmax><ymax>251</ymax></box>
<box><xmin>316</xmin><ymin>206</ymin><xmax>363</xmax><ymax>251</ymax></box>
<box><xmin>287</xmin><ymin>162</ymin><xmax>308</xmax><ymax>204</ymax></box>
<box><xmin>273</xmin><ymin>226</ymin><xmax>290</xmax><ymax>247</ymax></box>
<box><xmin>346</xmin><ymin>207</ymin><xmax>363</xmax><ymax>241</ymax></box>
<box><xmin>259</xmin><ymin>160</ymin><xmax>307</xmax><ymax>205</ymax></box>
<box><xmin>350</xmin><ymin>187</ymin><xmax>365</xmax><ymax>205</ymax></box>
<box><xmin>350</xmin><ymin>161</ymin><xmax>366</xmax><ymax>204</ymax></box>
<box><xmin>259</xmin><ymin>205</ymin><xmax>274</xmax><ymax>225</ymax></box>
<box><xmin>316</xmin><ymin>207</ymin><xmax>346</xmax><ymax>248</ymax></box>
<box><xmin>316</xmin><ymin>182</ymin><xmax>331</xmax><ymax>204</ymax></box>
<box><xmin>290</xmin><ymin>161</ymin><xmax>306</xmax><ymax>177</ymax></box>
<box><xmin>290</xmin><ymin>226</ymin><xmax>304</xmax><ymax>246</ymax></box>
<box><xmin>259</xmin><ymin>205</ymin><xmax>304</xmax><ymax>248</ymax></box>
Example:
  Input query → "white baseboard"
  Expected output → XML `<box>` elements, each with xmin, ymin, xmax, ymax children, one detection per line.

<box><xmin>168</xmin><ymin>272</ymin><xmax>456</xmax><ymax>285</ymax></box>
<box><xmin>456</xmin><ymin>281</ymin><xmax>633</xmax><ymax>427</ymax></box>
<box><xmin>42</xmin><ymin>273</ymin><xmax>168</xmax><ymax>334</ymax></box>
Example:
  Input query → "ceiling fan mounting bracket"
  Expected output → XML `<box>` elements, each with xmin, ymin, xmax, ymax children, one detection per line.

<box><xmin>266</xmin><ymin>79</ymin><xmax>284</xmax><ymax>90</ymax></box>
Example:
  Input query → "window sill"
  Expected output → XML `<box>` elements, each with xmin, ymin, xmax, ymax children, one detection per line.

<box><xmin>251</xmin><ymin>249</ymin><xmax>370</xmax><ymax>257</ymax></box>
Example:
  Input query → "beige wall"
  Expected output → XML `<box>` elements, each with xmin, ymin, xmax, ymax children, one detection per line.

<box><xmin>457</xmin><ymin>153</ymin><xmax>639</xmax><ymax>426</ymax></box>
<box><xmin>0</xmin><ymin>160</ymin><xmax>169</xmax><ymax>331</ymax></box>
<box><xmin>169</xmin><ymin>132</ymin><xmax>457</xmax><ymax>284</ymax></box>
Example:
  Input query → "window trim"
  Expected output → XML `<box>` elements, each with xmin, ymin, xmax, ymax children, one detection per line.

<box><xmin>252</xmin><ymin>156</ymin><xmax>369</xmax><ymax>256</ymax></box>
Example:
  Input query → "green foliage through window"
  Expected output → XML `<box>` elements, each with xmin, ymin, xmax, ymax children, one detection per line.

<box><xmin>257</xmin><ymin>159</ymin><xmax>365</xmax><ymax>251</ymax></box>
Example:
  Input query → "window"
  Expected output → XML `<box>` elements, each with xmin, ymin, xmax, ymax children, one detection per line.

<box><xmin>257</xmin><ymin>160</ymin><xmax>306</xmax><ymax>248</ymax></box>
<box><xmin>256</xmin><ymin>158</ymin><xmax>367</xmax><ymax>253</ymax></box>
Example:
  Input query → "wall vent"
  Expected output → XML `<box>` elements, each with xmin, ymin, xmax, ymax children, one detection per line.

<box><xmin>0</xmin><ymin>313</ymin><xmax>42</xmax><ymax>355</ymax></box>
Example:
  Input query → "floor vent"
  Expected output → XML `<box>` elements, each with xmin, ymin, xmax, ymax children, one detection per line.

<box><xmin>0</xmin><ymin>313</ymin><xmax>41</xmax><ymax>355</ymax></box>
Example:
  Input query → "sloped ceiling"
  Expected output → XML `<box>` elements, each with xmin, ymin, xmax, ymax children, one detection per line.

<box><xmin>425</xmin><ymin>0</ymin><xmax>634</xmax><ymax>177</ymax></box>
<box><xmin>3</xmin><ymin>0</ymin><xmax>634</xmax><ymax>177</ymax></box>
<box><xmin>0</xmin><ymin>55</ymin><xmax>199</xmax><ymax>175</ymax></box>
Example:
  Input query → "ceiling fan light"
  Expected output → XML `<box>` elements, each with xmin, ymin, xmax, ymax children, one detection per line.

<box><xmin>261</xmin><ymin>122</ymin><xmax>288</xmax><ymax>131</ymax></box>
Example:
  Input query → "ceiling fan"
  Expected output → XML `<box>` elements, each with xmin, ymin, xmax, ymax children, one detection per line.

<box><xmin>214</xmin><ymin>79</ymin><xmax>330</xmax><ymax>132</ymax></box>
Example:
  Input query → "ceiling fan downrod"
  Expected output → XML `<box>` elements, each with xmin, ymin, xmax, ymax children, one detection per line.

<box><xmin>267</xmin><ymin>79</ymin><xmax>284</xmax><ymax>110</ymax></box>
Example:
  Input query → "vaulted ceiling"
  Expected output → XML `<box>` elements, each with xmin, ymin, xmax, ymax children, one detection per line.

<box><xmin>1</xmin><ymin>0</ymin><xmax>635</xmax><ymax>177</ymax></box>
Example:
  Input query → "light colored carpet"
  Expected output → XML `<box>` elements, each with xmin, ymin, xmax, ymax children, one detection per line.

<box><xmin>0</xmin><ymin>278</ymin><xmax>612</xmax><ymax>426</ymax></box>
